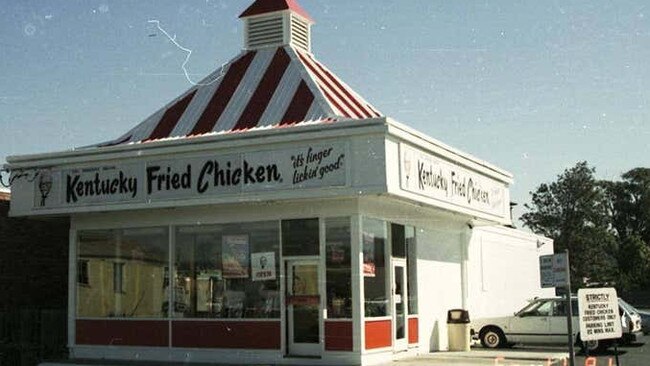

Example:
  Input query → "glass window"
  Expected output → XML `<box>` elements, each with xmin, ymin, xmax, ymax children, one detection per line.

<box><xmin>174</xmin><ymin>221</ymin><xmax>280</xmax><ymax>319</ymax></box>
<box><xmin>363</xmin><ymin>217</ymin><xmax>388</xmax><ymax>317</ymax></box>
<box><xmin>406</xmin><ymin>226</ymin><xmax>418</xmax><ymax>314</ymax></box>
<box><xmin>325</xmin><ymin>217</ymin><xmax>352</xmax><ymax>319</ymax></box>
<box><xmin>391</xmin><ymin>224</ymin><xmax>405</xmax><ymax>258</ymax></box>
<box><xmin>553</xmin><ymin>299</ymin><xmax>579</xmax><ymax>317</ymax></box>
<box><xmin>389</xmin><ymin>224</ymin><xmax>418</xmax><ymax>314</ymax></box>
<box><xmin>521</xmin><ymin>300</ymin><xmax>552</xmax><ymax>317</ymax></box>
<box><xmin>535</xmin><ymin>301</ymin><xmax>553</xmax><ymax>316</ymax></box>
<box><xmin>76</xmin><ymin>228</ymin><xmax>169</xmax><ymax>318</ymax></box>
<box><xmin>282</xmin><ymin>218</ymin><xmax>319</xmax><ymax>256</ymax></box>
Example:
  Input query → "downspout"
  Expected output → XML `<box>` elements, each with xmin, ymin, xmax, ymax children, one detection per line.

<box><xmin>460</xmin><ymin>224</ymin><xmax>472</xmax><ymax>309</ymax></box>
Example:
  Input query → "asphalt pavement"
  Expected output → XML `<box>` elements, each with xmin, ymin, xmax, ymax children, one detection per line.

<box><xmin>392</xmin><ymin>334</ymin><xmax>648</xmax><ymax>366</ymax></box>
<box><xmin>574</xmin><ymin>339</ymin><xmax>649</xmax><ymax>365</ymax></box>
<box><xmin>40</xmin><ymin>335</ymin><xmax>648</xmax><ymax>366</ymax></box>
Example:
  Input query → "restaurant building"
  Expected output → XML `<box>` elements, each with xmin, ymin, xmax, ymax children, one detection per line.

<box><xmin>6</xmin><ymin>1</ymin><xmax>554</xmax><ymax>365</ymax></box>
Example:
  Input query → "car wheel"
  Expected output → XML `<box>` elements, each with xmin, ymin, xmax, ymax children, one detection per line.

<box><xmin>481</xmin><ymin>327</ymin><xmax>506</xmax><ymax>349</ymax></box>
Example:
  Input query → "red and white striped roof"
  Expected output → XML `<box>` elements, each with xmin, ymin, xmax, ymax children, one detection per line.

<box><xmin>96</xmin><ymin>45</ymin><xmax>382</xmax><ymax>147</ymax></box>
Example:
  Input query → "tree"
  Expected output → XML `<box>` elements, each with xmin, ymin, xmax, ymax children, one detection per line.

<box><xmin>616</xmin><ymin>235</ymin><xmax>650</xmax><ymax>291</ymax></box>
<box><xmin>522</xmin><ymin>162</ymin><xmax>618</xmax><ymax>287</ymax></box>
<box><xmin>604</xmin><ymin>168</ymin><xmax>650</xmax><ymax>290</ymax></box>
<box><xmin>605</xmin><ymin>168</ymin><xmax>650</xmax><ymax>244</ymax></box>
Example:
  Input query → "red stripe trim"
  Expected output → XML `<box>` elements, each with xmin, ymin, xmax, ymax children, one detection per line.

<box><xmin>296</xmin><ymin>52</ymin><xmax>363</xmax><ymax>119</ymax></box>
<box><xmin>298</xmin><ymin>52</ymin><xmax>359</xmax><ymax>118</ymax></box>
<box><xmin>295</xmin><ymin>54</ymin><xmax>350</xmax><ymax>118</ymax></box>
<box><xmin>233</xmin><ymin>48</ymin><xmax>291</xmax><ymax>131</ymax></box>
<box><xmin>280</xmin><ymin>80</ymin><xmax>314</xmax><ymax>125</ymax></box>
<box><xmin>76</xmin><ymin>320</ymin><xmax>169</xmax><ymax>347</ymax></box>
<box><xmin>325</xmin><ymin>321</ymin><xmax>353</xmax><ymax>351</ymax></box>
<box><xmin>308</xmin><ymin>54</ymin><xmax>378</xmax><ymax>118</ymax></box>
<box><xmin>367</xmin><ymin>104</ymin><xmax>381</xmax><ymax>117</ymax></box>
<box><xmin>172</xmin><ymin>321</ymin><xmax>281</xmax><ymax>349</ymax></box>
<box><xmin>146</xmin><ymin>90</ymin><xmax>197</xmax><ymax>141</ymax></box>
<box><xmin>365</xmin><ymin>320</ymin><xmax>392</xmax><ymax>349</ymax></box>
<box><xmin>189</xmin><ymin>51</ymin><xmax>257</xmax><ymax>136</ymax></box>
<box><xmin>320</xmin><ymin>87</ymin><xmax>352</xmax><ymax>118</ymax></box>
<box><xmin>408</xmin><ymin>317</ymin><xmax>419</xmax><ymax>344</ymax></box>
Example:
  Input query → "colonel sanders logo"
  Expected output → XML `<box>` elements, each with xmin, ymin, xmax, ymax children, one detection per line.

<box><xmin>37</xmin><ymin>170</ymin><xmax>53</xmax><ymax>207</ymax></box>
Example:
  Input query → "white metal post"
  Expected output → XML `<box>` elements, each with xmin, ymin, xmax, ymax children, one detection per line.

<box><xmin>352</xmin><ymin>215</ymin><xmax>363</xmax><ymax>353</ymax></box>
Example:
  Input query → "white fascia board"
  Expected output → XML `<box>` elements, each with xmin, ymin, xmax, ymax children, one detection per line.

<box><xmin>5</xmin><ymin>117</ymin><xmax>387</xmax><ymax>169</ymax></box>
<box><xmin>358</xmin><ymin>195</ymin><xmax>470</xmax><ymax>232</ymax></box>
<box><xmin>17</xmin><ymin>186</ymin><xmax>385</xmax><ymax>218</ymax></box>
<box><xmin>385</xmin><ymin>117</ymin><xmax>514</xmax><ymax>184</ymax></box>
<box><xmin>475</xmin><ymin>224</ymin><xmax>553</xmax><ymax>244</ymax></box>
<box><xmin>384</xmin><ymin>191</ymin><xmax>512</xmax><ymax>226</ymax></box>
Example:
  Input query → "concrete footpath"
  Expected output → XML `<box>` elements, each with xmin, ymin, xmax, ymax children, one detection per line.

<box><xmin>40</xmin><ymin>349</ymin><xmax>570</xmax><ymax>366</ymax></box>
<box><xmin>388</xmin><ymin>349</ymin><xmax>570</xmax><ymax>366</ymax></box>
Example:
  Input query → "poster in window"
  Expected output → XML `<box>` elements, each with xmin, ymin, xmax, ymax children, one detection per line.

<box><xmin>363</xmin><ymin>232</ymin><xmax>375</xmax><ymax>277</ymax></box>
<box><xmin>222</xmin><ymin>235</ymin><xmax>250</xmax><ymax>278</ymax></box>
<box><xmin>251</xmin><ymin>252</ymin><xmax>276</xmax><ymax>281</ymax></box>
<box><xmin>196</xmin><ymin>273</ymin><xmax>211</xmax><ymax>312</ymax></box>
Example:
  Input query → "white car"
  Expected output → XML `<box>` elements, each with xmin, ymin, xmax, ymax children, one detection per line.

<box><xmin>471</xmin><ymin>297</ymin><xmax>643</xmax><ymax>352</ymax></box>
<box><xmin>617</xmin><ymin>298</ymin><xmax>644</xmax><ymax>342</ymax></box>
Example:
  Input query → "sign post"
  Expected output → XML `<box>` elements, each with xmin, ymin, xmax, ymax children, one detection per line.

<box><xmin>577</xmin><ymin>287</ymin><xmax>622</xmax><ymax>365</ymax></box>
<box><xmin>564</xmin><ymin>251</ymin><xmax>575</xmax><ymax>366</ymax></box>
<box><xmin>540</xmin><ymin>251</ymin><xmax>575</xmax><ymax>366</ymax></box>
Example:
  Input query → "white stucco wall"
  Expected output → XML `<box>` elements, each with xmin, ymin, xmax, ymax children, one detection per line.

<box><xmin>466</xmin><ymin>226</ymin><xmax>555</xmax><ymax>320</ymax></box>
<box><xmin>416</xmin><ymin>227</ymin><xmax>463</xmax><ymax>352</ymax></box>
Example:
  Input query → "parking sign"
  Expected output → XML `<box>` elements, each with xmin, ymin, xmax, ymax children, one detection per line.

<box><xmin>577</xmin><ymin>287</ymin><xmax>622</xmax><ymax>341</ymax></box>
<box><xmin>540</xmin><ymin>253</ymin><xmax>569</xmax><ymax>288</ymax></box>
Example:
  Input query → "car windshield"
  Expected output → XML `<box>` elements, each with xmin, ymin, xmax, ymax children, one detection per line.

<box><xmin>515</xmin><ymin>299</ymin><xmax>548</xmax><ymax>316</ymax></box>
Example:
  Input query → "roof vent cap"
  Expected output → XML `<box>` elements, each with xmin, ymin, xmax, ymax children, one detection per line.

<box><xmin>240</xmin><ymin>0</ymin><xmax>314</xmax><ymax>52</ymax></box>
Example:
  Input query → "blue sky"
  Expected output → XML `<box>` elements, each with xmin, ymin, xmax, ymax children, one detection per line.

<box><xmin>1</xmin><ymin>0</ymin><xmax>649</xmax><ymax>224</ymax></box>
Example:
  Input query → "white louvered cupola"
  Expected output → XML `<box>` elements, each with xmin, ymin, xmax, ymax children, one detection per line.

<box><xmin>240</xmin><ymin>0</ymin><xmax>314</xmax><ymax>52</ymax></box>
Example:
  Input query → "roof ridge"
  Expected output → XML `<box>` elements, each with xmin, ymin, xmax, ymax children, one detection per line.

<box><xmin>293</xmin><ymin>47</ymin><xmax>382</xmax><ymax>119</ymax></box>
<box><xmin>283</xmin><ymin>46</ymin><xmax>336</xmax><ymax>119</ymax></box>
<box><xmin>305</xmin><ymin>53</ymin><xmax>382</xmax><ymax>118</ymax></box>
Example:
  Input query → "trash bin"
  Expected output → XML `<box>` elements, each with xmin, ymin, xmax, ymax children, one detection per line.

<box><xmin>447</xmin><ymin>309</ymin><xmax>471</xmax><ymax>352</ymax></box>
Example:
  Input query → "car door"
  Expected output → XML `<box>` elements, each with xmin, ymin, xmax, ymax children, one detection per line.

<box><xmin>548</xmin><ymin>299</ymin><xmax>579</xmax><ymax>344</ymax></box>
<box><xmin>508</xmin><ymin>299</ymin><xmax>552</xmax><ymax>344</ymax></box>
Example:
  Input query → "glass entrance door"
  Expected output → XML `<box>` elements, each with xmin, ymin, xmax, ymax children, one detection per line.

<box><xmin>393</xmin><ymin>261</ymin><xmax>408</xmax><ymax>352</ymax></box>
<box><xmin>286</xmin><ymin>261</ymin><xmax>321</xmax><ymax>356</ymax></box>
